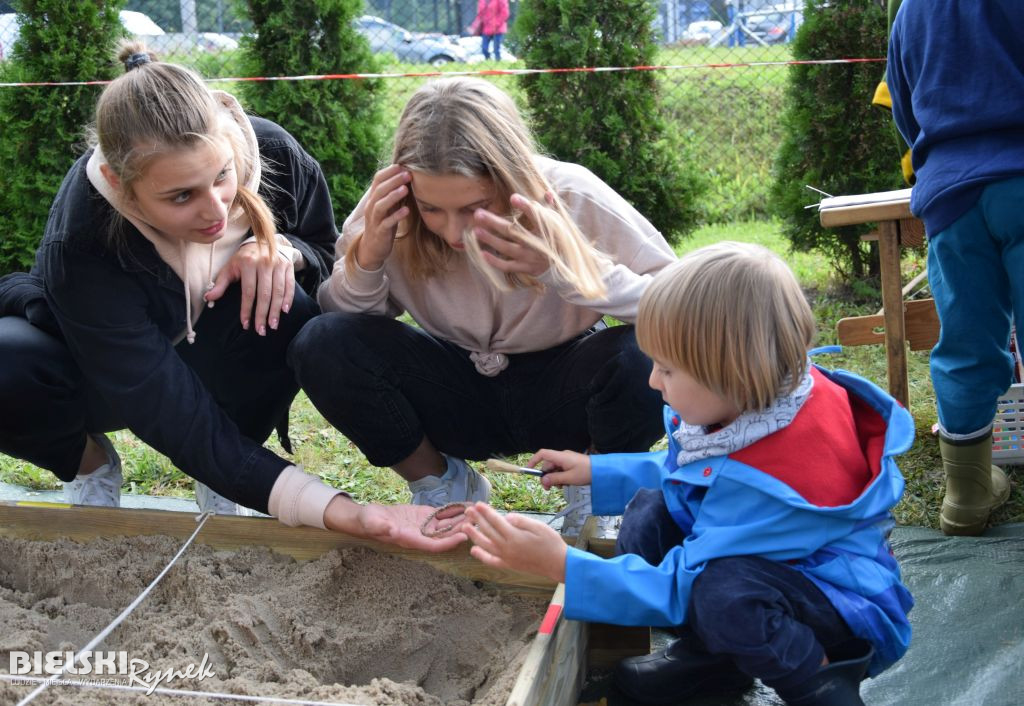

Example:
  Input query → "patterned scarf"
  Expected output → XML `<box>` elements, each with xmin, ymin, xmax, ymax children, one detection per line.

<box><xmin>673</xmin><ymin>364</ymin><xmax>815</xmax><ymax>467</ymax></box>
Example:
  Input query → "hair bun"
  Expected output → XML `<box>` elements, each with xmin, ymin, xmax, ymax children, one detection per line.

<box><xmin>124</xmin><ymin>52</ymin><xmax>151</xmax><ymax>71</ymax></box>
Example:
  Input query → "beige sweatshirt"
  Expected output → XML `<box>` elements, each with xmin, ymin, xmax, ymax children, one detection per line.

<box><xmin>319</xmin><ymin>156</ymin><xmax>678</xmax><ymax>375</ymax></box>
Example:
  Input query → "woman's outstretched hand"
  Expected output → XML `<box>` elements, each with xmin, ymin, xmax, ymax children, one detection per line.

<box><xmin>324</xmin><ymin>495</ymin><xmax>468</xmax><ymax>553</ymax></box>
<box><xmin>206</xmin><ymin>241</ymin><xmax>295</xmax><ymax>336</ymax></box>
<box><xmin>462</xmin><ymin>502</ymin><xmax>567</xmax><ymax>583</ymax></box>
<box><xmin>357</xmin><ymin>164</ymin><xmax>412</xmax><ymax>271</ymax></box>
<box><xmin>471</xmin><ymin>193</ymin><xmax>551</xmax><ymax>276</ymax></box>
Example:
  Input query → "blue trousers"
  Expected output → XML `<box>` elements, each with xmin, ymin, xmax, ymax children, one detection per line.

<box><xmin>482</xmin><ymin>33</ymin><xmax>504</xmax><ymax>60</ymax></box>
<box><xmin>616</xmin><ymin>488</ymin><xmax>854</xmax><ymax>693</ymax></box>
<box><xmin>289</xmin><ymin>313</ymin><xmax>664</xmax><ymax>467</ymax></box>
<box><xmin>929</xmin><ymin>176</ymin><xmax>1024</xmax><ymax>438</ymax></box>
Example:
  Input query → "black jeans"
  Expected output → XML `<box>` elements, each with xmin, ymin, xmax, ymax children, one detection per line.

<box><xmin>0</xmin><ymin>284</ymin><xmax>317</xmax><ymax>481</ymax></box>
<box><xmin>289</xmin><ymin>313</ymin><xmax>665</xmax><ymax>466</ymax></box>
<box><xmin>617</xmin><ymin>488</ymin><xmax>854</xmax><ymax>693</ymax></box>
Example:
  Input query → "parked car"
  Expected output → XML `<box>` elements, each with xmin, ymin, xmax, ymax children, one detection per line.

<box><xmin>680</xmin><ymin>20</ymin><xmax>723</xmax><ymax>45</ymax></box>
<box><xmin>0</xmin><ymin>10</ymin><xmax>166</xmax><ymax>60</ymax></box>
<box><xmin>0</xmin><ymin>11</ymin><xmax>17</xmax><ymax>60</ymax></box>
<box><xmin>117</xmin><ymin>9</ymin><xmax>165</xmax><ymax>37</ymax></box>
<box><xmin>449</xmin><ymin>35</ymin><xmax>517</xmax><ymax>63</ymax></box>
<box><xmin>747</xmin><ymin>7</ymin><xmax>803</xmax><ymax>45</ymax></box>
<box><xmin>139</xmin><ymin>31</ymin><xmax>240</xmax><ymax>55</ymax></box>
<box><xmin>354</xmin><ymin>15</ymin><xmax>468</xmax><ymax>66</ymax></box>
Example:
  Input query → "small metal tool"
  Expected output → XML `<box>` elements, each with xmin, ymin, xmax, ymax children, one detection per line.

<box><xmin>485</xmin><ymin>458</ymin><xmax>545</xmax><ymax>477</ymax></box>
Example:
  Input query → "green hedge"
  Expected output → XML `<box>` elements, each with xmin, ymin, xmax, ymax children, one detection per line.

<box><xmin>771</xmin><ymin>0</ymin><xmax>904</xmax><ymax>279</ymax></box>
<box><xmin>239</xmin><ymin>0</ymin><xmax>385</xmax><ymax>222</ymax></box>
<box><xmin>515</xmin><ymin>0</ymin><xmax>705</xmax><ymax>244</ymax></box>
<box><xmin>0</xmin><ymin>0</ymin><xmax>123</xmax><ymax>275</ymax></box>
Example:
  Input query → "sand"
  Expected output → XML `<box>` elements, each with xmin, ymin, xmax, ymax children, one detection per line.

<box><xmin>0</xmin><ymin>535</ymin><xmax>546</xmax><ymax>705</ymax></box>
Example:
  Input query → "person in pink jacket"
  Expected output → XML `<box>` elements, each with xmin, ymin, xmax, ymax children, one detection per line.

<box><xmin>471</xmin><ymin>0</ymin><xmax>510</xmax><ymax>61</ymax></box>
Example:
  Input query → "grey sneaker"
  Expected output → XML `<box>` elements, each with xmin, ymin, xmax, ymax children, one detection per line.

<box><xmin>556</xmin><ymin>484</ymin><xmax>621</xmax><ymax>538</ymax></box>
<box><xmin>64</xmin><ymin>433</ymin><xmax>122</xmax><ymax>507</ymax></box>
<box><xmin>195</xmin><ymin>482</ymin><xmax>239</xmax><ymax>515</ymax></box>
<box><xmin>408</xmin><ymin>456</ymin><xmax>492</xmax><ymax>507</ymax></box>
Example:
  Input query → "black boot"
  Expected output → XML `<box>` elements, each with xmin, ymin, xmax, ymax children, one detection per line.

<box><xmin>776</xmin><ymin>638</ymin><xmax>874</xmax><ymax>706</ymax></box>
<box><xmin>613</xmin><ymin>635</ymin><xmax>753</xmax><ymax>705</ymax></box>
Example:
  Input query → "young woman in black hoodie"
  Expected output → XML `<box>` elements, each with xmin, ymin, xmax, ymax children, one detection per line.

<box><xmin>0</xmin><ymin>42</ymin><xmax>465</xmax><ymax>552</ymax></box>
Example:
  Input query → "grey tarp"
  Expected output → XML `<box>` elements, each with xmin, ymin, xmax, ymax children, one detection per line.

<box><xmin>582</xmin><ymin>524</ymin><xmax>1024</xmax><ymax>705</ymax></box>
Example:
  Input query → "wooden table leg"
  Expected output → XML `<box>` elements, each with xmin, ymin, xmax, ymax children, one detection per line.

<box><xmin>879</xmin><ymin>220</ymin><xmax>910</xmax><ymax>407</ymax></box>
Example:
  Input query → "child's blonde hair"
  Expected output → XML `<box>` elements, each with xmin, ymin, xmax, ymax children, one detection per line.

<box><xmin>351</xmin><ymin>76</ymin><xmax>607</xmax><ymax>298</ymax></box>
<box><xmin>91</xmin><ymin>41</ymin><xmax>275</xmax><ymax>255</ymax></box>
<box><xmin>637</xmin><ymin>241</ymin><xmax>815</xmax><ymax>412</ymax></box>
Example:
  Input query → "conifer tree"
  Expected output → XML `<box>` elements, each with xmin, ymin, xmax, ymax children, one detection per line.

<box><xmin>0</xmin><ymin>1</ymin><xmax>123</xmax><ymax>275</ymax></box>
<box><xmin>516</xmin><ymin>0</ymin><xmax>705</xmax><ymax>242</ymax></box>
<box><xmin>771</xmin><ymin>0</ymin><xmax>903</xmax><ymax>279</ymax></box>
<box><xmin>240</xmin><ymin>0</ymin><xmax>384</xmax><ymax>221</ymax></box>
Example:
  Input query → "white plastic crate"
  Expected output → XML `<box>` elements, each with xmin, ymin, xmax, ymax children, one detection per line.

<box><xmin>993</xmin><ymin>383</ymin><xmax>1024</xmax><ymax>464</ymax></box>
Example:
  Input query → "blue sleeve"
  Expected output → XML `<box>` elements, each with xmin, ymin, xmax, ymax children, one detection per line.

<box><xmin>563</xmin><ymin>544</ymin><xmax>699</xmax><ymax>627</ymax></box>
<box><xmin>886</xmin><ymin>12</ymin><xmax>918</xmax><ymax>150</ymax></box>
<box><xmin>563</xmin><ymin>470</ymin><xmax>855</xmax><ymax>627</ymax></box>
<box><xmin>590</xmin><ymin>450</ymin><xmax>668</xmax><ymax>516</ymax></box>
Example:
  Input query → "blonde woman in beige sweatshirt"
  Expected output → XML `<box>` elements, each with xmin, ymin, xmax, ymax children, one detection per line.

<box><xmin>291</xmin><ymin>78</ymin><xmax>677</xmax><ymax>529</ymax></box>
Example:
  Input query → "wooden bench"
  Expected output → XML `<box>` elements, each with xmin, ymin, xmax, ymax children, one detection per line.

<box><xmin>819</xmin><ymin>189</ymin><xmax>939</xmax><ymax>408</ymax></box>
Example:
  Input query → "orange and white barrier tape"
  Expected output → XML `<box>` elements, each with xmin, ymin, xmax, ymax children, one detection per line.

<box><xmin>0</xmin><ymin>57</ymin><xmax>885</xmax><ymax>89</ymax></box>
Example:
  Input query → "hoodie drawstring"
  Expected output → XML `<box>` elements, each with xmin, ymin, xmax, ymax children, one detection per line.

<box><xmin>205</xmin><ymin>239</ymin><xmax>216</xmax><ymax>300</ymax></box>
<box><xmin>183</xmin><ymin>239</ymin><xmax>217</xmax><ymax>345</ymax></box>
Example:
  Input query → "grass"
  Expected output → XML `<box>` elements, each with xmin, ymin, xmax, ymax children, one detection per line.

<box><xmin>2</xmin><ymin>219</ymin><xmax>1021</xmax><ymax>529</ymax></box>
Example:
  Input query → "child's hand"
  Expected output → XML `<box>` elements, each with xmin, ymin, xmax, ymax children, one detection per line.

<box><xmin>462</xmin><ymin>502</ymin><xmax>567</xmax><ymax>584</ymax></box>
<box><xmin>527</xmin><ymin>449</ymin><xmax>592</xmax><ymax>490</ymax></box>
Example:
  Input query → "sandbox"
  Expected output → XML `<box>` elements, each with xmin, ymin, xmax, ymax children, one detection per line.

<box><xmin>0</xmin><ymin>503</ymin><xmax>640</xmax><ymax>706</ymax></box>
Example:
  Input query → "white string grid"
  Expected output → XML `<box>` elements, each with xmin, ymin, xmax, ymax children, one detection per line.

<box><xmin>3</xmin><ymin>674</ymin><xmax>361</xmax><ymax>706</ymax></box>
<box><xmin>5</xmin><ymin>512</ymin><xmax>353</xmax><ymax>706</ymax></box>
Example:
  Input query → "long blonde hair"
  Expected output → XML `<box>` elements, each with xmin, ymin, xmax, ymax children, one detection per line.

<box><xmin>92</xmin><ymin>41</ymin><xmax>275</xmax><ymax>255</ymax></box>
<box><xmin>637</xmin><ymin>242</ymin><xmax>816</xmax><ymax>412</ymax></box>
<box><xmin>353</xmin><ymin>77</ymin><xmax>608</xmax><ymax>298</ymax></box>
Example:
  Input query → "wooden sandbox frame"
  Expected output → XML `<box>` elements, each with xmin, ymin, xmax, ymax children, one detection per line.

<box><xmin>0</xmin><ymin>502</ymin><xmax>648</xmax><ymax>706</ymax></box>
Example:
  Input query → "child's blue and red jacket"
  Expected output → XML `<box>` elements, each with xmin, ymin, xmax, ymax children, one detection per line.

<box><xmin>563</xmin><ymin>366</ymin><xmax>915</xmax><ymax>676</ymax></box>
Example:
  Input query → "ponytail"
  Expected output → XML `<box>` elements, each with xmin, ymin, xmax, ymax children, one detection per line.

<box><xmin>236</xmin><ymin>183</ymin><xmax>277</xmax><ymax>257</ymax></box>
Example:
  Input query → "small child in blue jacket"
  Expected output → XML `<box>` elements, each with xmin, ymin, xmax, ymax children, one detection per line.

<box><xmin>463</xmin><ymin>242</ymin><xmax>914</xmax><ymax>705</ymax></box>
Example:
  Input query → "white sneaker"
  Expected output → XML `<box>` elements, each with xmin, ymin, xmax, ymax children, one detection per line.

<box><xmin>195</xmin><ymin>482</ymin><xmax>239</xmax><ymax>515</ymax></box>
<box><xmin>555</xmin><ymin>485</ymin><xmax>620</xmax><ymax>538</ymax></box>
<box><xmin>408</xmin><ymin>455</ymin><xmax>492</xmax><ymax>507</ymax></box>
<box><xmin>64</xmin><ymin>433</ymin><xmax>122</xmax><ymax>507</ymax></box>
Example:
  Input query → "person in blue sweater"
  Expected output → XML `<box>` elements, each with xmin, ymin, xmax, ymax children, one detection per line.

<box><xmin>462</xmin><ymin>242</ymin><xmax>914</xmax><ymax>705</ymax></box>
<box><xmin>886</xmin><ymin>0</ymin><xmax>1018</xmax><ymax>536</ymax></box>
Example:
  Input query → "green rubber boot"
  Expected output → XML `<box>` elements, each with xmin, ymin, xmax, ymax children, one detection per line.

<box><xmin>938</xmin><ymin>433</ymin><xmax>1011</xmax><ymax>536</ymax></box>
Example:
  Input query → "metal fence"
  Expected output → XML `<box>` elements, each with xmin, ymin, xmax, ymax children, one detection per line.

<box><xmin>0</xmin><ymin>1</ymin><xmax>847</xmax><ymax>222</ymax></box>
